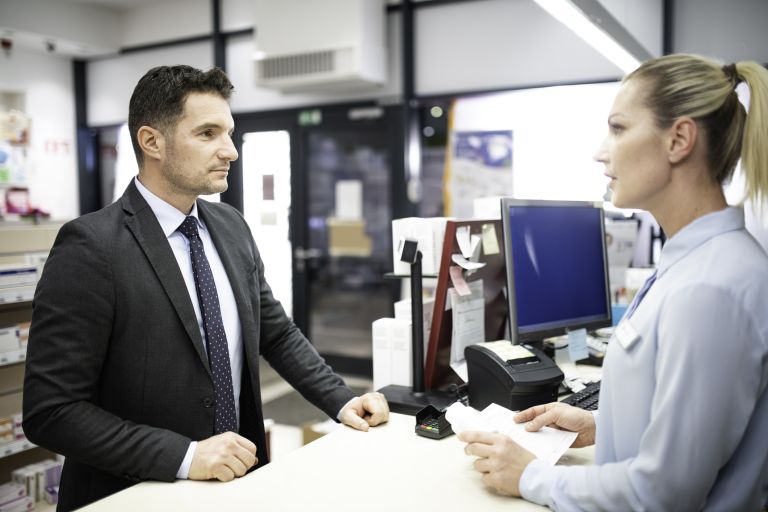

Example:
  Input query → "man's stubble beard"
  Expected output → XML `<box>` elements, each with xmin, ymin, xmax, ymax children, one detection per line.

<box><xmin>163</xmin><ymin>141</ymin><xmax>227</xmax><ymax>198</ymax></box>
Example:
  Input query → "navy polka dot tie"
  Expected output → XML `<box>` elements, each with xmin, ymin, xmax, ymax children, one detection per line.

<box><xmin>178</xmin><ymin>216</ymin><xmax>237</xmax><ymax>434</ymax></box>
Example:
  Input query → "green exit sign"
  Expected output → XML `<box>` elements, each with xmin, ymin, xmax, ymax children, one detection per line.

<box><xmin>298</xmin><ymin>109</ymin><xmax>322</xmax><ymax>126</ymax></box>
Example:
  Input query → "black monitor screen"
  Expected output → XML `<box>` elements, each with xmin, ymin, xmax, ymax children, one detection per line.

<box><xmin>501</xmin><ymin>199</ymin><xmax>611</xmax><ymax>342</ymax></box>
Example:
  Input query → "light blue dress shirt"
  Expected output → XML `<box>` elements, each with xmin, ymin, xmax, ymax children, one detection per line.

<box><xmin>134</xmin><ymin>178</ymin><xmax>243</xmax><ymax>479</ymax></box>
<box><xmin>520</xmin><ymin>207</ymin><xmax>768</xmax><ymax>510</ymax></box>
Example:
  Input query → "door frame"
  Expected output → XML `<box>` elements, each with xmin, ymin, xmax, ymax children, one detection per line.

<box><xmin>228</xmin><ymin>102</ymin><xmax>408</xmax><ymax>377</ymax></box>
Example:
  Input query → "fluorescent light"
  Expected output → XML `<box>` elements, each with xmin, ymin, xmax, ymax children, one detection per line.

<box><xmin>533</xmin><ymin>0</ymin><xmax>642</xmax><ymax>74</ymax></box>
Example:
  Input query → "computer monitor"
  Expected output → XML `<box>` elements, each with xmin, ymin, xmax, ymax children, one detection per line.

<box><xmin>501</xmin><ymin>198</ymin><xmax>612</xmax><ymax>344</ymax></box>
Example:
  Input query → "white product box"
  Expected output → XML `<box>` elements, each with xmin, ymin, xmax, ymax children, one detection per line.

<box><xmin>372</xmin><ymin>318</ymin><xmax>413</xmax><ymax>390</ymax></box>
<box><xmin>0</xmin><ymin>496</ymin><xmax>33</xmax><ymax>512</ymax></box>
<box><xmin>0</xmin><ymin>327</ymin><xmax>20</xmax><ymax>352</ymax></box>
<box><xmin>0</xmin><ymin>482</ymin><xmax>25</xmax><ymax>507</ymax></box>
<box><xmin>391</xmin><ymin>217</ymin><xmax>451</xmax><ymax>276</ymax></box>
<box><xmin>0</xmin><ymin>266</ymin><xmax>37</xmax><ymax>289</ymax></box>
<box><xmin>472</xmin><ymin>196</ymin><xmax>503</xmax><ymax>220</ymax></box>
<box><xmin>394</xmin><ymin>297</ymin><xmax>434</xmax><ymax>341</ymax></box>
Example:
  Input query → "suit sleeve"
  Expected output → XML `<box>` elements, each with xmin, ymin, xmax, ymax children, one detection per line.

<box><xmin>244</xmin><ymin>226</ymin><xmax>356</xmax><ymax>418</ymax></box>
<box><xmin>23</xmin><ymin>219</ymin><xmax>190</xmax><ymax>483</ymax></box>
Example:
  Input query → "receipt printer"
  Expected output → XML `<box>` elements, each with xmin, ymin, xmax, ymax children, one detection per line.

<box><xmin>465</xmin><ymin>341</ymin><xmax>563</xmax><ymax>411</ymax></box>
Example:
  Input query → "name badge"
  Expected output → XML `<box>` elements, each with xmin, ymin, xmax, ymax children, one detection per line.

<box><xmin>614</xmin><ymin>318</ymin><xmax>640</xmax><ymax>350</ymax></box>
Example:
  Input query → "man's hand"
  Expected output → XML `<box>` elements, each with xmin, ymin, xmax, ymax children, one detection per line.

<box><xmin>514</xmin><ymin>402</ymin><xmax>596</xmax><ymax>448</ymax></box>
<box><xmin>339</xmin><ymin>392</ymin><xmax>390</xmax><ymax>431</ymax></box>
<box><xmin>458</xmin><ymin>431</ymin><xmax>535</xmax><ymax>497</ymax></box>
<box><xmin>188</xmin><ymin>432</ymin><xmax>258</xmax><ymax>482</ymax></box>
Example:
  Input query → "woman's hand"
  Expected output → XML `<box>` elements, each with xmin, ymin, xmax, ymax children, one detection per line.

<box><xmin>514</xmin><ymin>402</ymin><xmax>596</xmax><ymax>447</ymax></box>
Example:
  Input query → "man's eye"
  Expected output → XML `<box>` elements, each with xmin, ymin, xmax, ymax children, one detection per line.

<box><xmin>201</xmin><ymin>130</ymin><xmax>214</xmax><ymax>137</ymax></box>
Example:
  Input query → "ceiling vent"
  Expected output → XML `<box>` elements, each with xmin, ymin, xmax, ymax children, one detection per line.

<box><xmin>253</xmin><ymin>0</ymin><xmax>387</xmax><ymax>93</ymax></box>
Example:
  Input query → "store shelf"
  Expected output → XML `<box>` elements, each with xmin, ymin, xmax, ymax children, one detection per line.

<box><xmin>0</xmin><ymin>439</ymin><xmax>36</xmax><ymax>460</ymax></box>
<box><xmin>0</xmin><ymin>288</ymin><xmax>34</xmax><ymax>305</ymax></box>
<box><xmin>0</xmin><ymin>349</ymin><xmax>25</xmax><ymax>368</ymax></box>
<box><xmin>0</xmin><ymin>300</ymin><xmax>32</xmax><ymax>312</ymax></box>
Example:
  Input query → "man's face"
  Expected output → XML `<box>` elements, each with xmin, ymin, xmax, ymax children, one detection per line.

<box><xmin>161</xmin><ymin>92</ymin><xmax>238</xmax><ymax>200</ymax></box>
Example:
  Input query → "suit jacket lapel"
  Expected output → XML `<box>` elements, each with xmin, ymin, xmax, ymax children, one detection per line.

<box><xmin>197</xmin><ymin>201</ymin><xmax>257</xmax><ymax>354</ymax></box>
<box><xmin>120</xmin><ymin>182</ymin><xmax>212</xmax><ymax>375</ymax></box>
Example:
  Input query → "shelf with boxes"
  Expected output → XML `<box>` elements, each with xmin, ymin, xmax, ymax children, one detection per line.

<box><xmin>0</xmin><ymin>221</ymin><xmax>63</xmax><ymax>510</ymax></box>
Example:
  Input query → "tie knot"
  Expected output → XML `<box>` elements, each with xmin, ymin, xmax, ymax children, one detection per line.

<box><xmin>178</xmin><ymin>216</ymin><xmax>200</xmax><ymax>240</ymax></box>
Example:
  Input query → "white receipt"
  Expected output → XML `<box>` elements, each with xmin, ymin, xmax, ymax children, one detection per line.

<box><xmin>445</xmin><ymin>402</ymin><xmax>495</xmax><ymax>434</ymax></box>
<box><xmin>447</xmin><ymin>402</ymin><xmax>577</xmax><ymax>466</ymax></box>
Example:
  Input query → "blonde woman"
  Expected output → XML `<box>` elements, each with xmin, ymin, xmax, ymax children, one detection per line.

<box><xmin>460</xmin><ymin>54</ymin><xmax>768</xmax><ymax>510</ymax></box>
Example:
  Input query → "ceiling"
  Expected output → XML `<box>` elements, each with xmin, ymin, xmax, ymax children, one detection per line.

<box><xmin>57</xmin><ymin>0</ymin><xmax>158</xmax><ymax>8</ymax></box>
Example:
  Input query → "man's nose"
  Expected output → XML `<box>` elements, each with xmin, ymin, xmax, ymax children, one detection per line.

<box><xmin>220</xmin><ymin>137</ymin><xmax>238</xmax><ymax>162</ymax></box>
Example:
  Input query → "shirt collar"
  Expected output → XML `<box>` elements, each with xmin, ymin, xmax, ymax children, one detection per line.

<box><xmin>657</xmin><ymin>206</ymin><xmax>745</xmax><ymax>277</ymax></box>
<box><xmin>134</xmin><ymin>176</ymin><xmax>202</xmax><ymax>238</ymax></box>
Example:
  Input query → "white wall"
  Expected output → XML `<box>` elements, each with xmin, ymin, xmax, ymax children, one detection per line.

<box><xmin>0</xmin><ymin>0</ymin><xmax>122</xmax><ymax>55</ymax></box>
<box><xmin>415</xmin><ymin>0</ymin><xmax>623</xmax><ymax>95</ymax></box>
<box><xmin>222</xmin><ymin>0</ymin><xmax>254</xmax><ymax>32</ymax></box>
<box><xmin>452</xmin><ymin>82</ymin><xmax>620</xmax><ymax>203</ymax></box>
<box><xmin>227</xmin><ymin>13</ymin><xmax>402</xmax><ymax>113</ymax></box>
<box><xmin>600</xmin><ymin>0</ymin><xmax>663</xmax><ymax>57</ymax></box>
<box><xmin>673</xmin><ymin>0</ymin><xmax>768</xmax><ymax>63</ymax></box>
<box><xmin>87</xmin><ymin>41</ymin><xmax>214</xmax><ymax>126</ymax></box>
<box><xmin>121</xmin><ymin>0</ymin><xmax>210</xmax><ymax>47</ymax></box>
<box><xmin>0</xmin><ymin>46</ymin><xmax>78</xmax><ymax>220</ymax></box>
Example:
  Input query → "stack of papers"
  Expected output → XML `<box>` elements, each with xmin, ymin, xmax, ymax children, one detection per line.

<box><xmin>445</xmin><ymin>402</ymin><xmax>577</xmax><ymax>465</ymax></box>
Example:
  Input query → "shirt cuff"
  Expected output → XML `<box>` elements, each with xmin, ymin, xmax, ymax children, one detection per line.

<box><xmin>336</xmin><ymin>396</ymin><xmax>358</xmax><ymax>421</ymax></box>
<box><xmin>176</xmin><ymin>441</ymin><xmax>198</xmax><ymax>479</ymax></box>
<box><xmin>519</xmin><ymin>458</ymin><xmax>558</xmax><ymax>507</ymax></box>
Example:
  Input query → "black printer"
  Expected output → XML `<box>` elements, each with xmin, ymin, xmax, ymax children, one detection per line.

<box><xmin>465</xmin><ymin>340</ymin><xmax>563</xmax><ymax>411</ymax></box>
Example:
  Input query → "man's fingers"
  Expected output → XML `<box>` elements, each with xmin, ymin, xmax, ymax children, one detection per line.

<box><xmin>234</xmin><ymin>435</ymin><xmax>258</xmax><ymax>455</ymax></box>
<box><xmin>342</xmin><ymin>409</ymin><xmax>370</xmax><ymax>431</ymax></box>
<box><xmin>232</xmin><ymin>442</ymin><xmax>258</xmax><ymax>470</ymax></box>
<box><xmin>213</xmin><ymin>465</ymin><xmax>235</xmax><ymax>482</ymax></box>
<box><xmin>361</xmin><ymin>393</ymin><xmax>390</xmax><ymax>426</ymax></box>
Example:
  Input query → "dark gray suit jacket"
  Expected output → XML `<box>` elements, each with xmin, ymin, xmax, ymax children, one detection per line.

<box><xmin>23</xmin><ymin>181</ymin><xmax>356</xmax><ymax>511</ymax></box>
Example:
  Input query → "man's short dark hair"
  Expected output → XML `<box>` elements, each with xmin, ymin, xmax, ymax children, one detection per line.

<box><xmin>128</xmin><ymin>65</ymin><xmax>234</xmax><ymax>166</ymax></box>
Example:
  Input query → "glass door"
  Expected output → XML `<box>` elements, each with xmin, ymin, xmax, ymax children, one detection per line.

<box><xmin>302</xmin><ymin>124</ymin><xmax>396</xmax><ymax>373</ymax></box>
<box><xmin>230</xmin><ymin>106</ymin><xmax>404</xmax><ymax>377</ymax></box>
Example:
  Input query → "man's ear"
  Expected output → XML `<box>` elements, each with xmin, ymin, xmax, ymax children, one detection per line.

<box><xmin>137</xmin><ymin>126</ymin><xmax>164</xmax><ymax>162</ymax></box>
<box><xmin>666</xmin><ymin>116</ymin><xmax>698</xmax><ymax>165</ymax></box>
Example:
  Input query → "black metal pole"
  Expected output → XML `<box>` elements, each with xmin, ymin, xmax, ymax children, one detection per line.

<box><xmin>411</xmin><ymin>250</ymin><xmax>424</xmax><ymax>393</ymax></box>
<box><xmin>212</xmin><ymin>0</ymin><xmax>225</xmax><ymax>69</ymax></box>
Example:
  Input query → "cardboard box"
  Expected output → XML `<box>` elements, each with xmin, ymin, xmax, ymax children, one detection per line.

<box><xmin>327</xmin><ymin>218</ymin><xmax>371</xmax><ymax>257</ymax></box>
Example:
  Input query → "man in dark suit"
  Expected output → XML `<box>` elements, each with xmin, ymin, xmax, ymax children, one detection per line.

<box><xmin>23</xmin><ymin>65</ymin><xmax>389</xmax><ymax>511</ymax></box>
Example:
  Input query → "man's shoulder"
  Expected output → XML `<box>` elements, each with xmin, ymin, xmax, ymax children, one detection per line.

<box><xmin>63</xmin><ymin>200</ymin><xmax>125</xmax><ymax>232</ymax></box>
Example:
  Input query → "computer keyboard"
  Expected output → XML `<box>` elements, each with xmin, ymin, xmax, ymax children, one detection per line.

<box><xmin>561</xmin><ymin>380</ymin><xmax>600</xmax><ymax>410</ymax></box>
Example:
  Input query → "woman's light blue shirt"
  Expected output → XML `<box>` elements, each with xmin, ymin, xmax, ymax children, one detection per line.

<box><xmin>521</xmin><ymin>207</ymin><xmax>768</xmax><ymax>511</ymax></box>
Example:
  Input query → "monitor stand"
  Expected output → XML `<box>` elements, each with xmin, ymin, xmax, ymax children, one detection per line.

<box><xmin>378</xmin><ymin>384</ymin><xmax>457</xmax><ymax>415</ymax></box>
<box><xmin>524</xmin><ymin>339</ymin><xmax>555</xmax><ymax>359</ymax></box>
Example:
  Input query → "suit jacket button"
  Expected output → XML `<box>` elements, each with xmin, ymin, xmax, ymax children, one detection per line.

<box><xmin>202</xmin><ymin>397</ymin><xmax>213</xmax><ymax>408</ymax></box>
